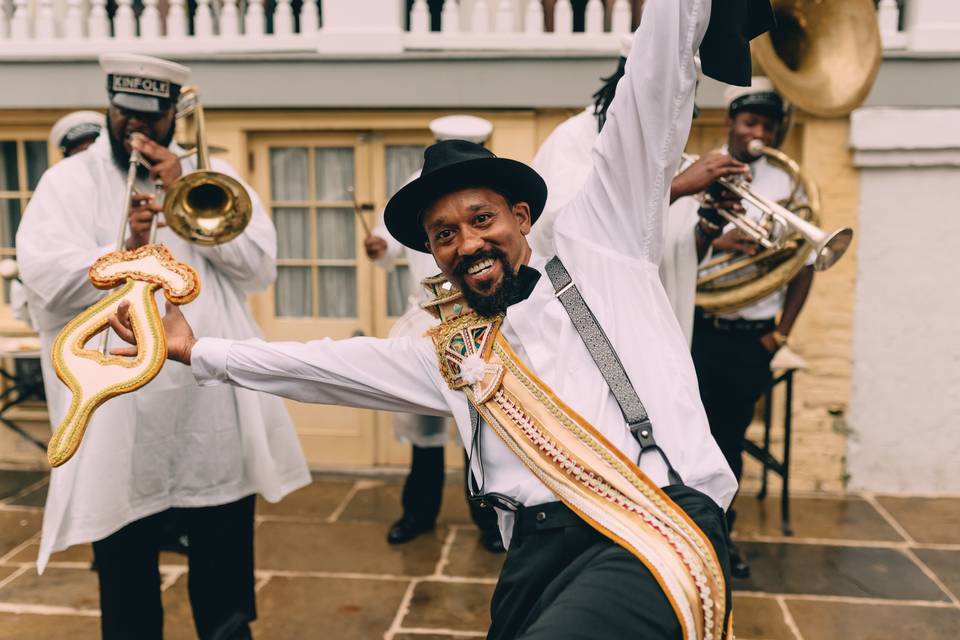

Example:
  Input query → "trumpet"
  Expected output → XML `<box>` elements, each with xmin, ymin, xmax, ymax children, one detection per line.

<box><xmin>685</xmin><ymin>140</ymin><xmax>853</xmax><ymax>272</ymax></box>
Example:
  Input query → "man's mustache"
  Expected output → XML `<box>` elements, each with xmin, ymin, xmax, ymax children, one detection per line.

<box><xmin>453</xmin><ymin>248</ymin><xmax>508</xmax><ymax>278</ymax></box>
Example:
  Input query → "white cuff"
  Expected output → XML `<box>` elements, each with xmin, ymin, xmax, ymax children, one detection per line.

<box><xmin>190</xmin><ymin>337</ymin><xmax>233</xmax><ymax>386</ymax></box>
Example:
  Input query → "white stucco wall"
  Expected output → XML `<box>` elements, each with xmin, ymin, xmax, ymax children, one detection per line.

<box><xmin>847</xmin><ymin>108</ymin><xmax>960</xmax><ymax>492</ymax></box>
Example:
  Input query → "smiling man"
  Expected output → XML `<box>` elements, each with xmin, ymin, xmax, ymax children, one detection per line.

<box><xmin>112</xmin><ymin>1</ymin><xmax>773</xmax><ymax>637</ymax></box>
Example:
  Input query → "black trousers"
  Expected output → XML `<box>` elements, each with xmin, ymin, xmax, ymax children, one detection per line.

<box><xmin>488</xmin><ymin>485</ymin><xmax>732</xmax><ymax>639</ymax></box>
<box><xmin>691</xmin><ymin>315</ymin><xmax>774</xmax><ymax>488</ymax></box>
<box><xmin>401</xmin><ymin>445</ymin><xmax>499</xmax><ymax>533</ymax></box>
<box><xmin>92</xmin><ymin>494</ymin><xmax>256</xmax><ymax>640</ymax></box>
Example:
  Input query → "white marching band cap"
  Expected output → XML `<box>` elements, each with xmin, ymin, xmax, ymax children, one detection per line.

<box><xmin>49</xmin><ymin>110</ymin><xmax>105</xmax><ymax>152</ymax></box>
<box><xmin>99</xmin><ymin>53</ymin><xmax>190</xmax><ymax>114</ymax></box>
<box><xmin>429</xmin><ymin>115</ymin><xmax>494</xmax><ymax>145</ymax></box>
<box><xmin>723</xmin><ymin>76</ymin><xmax>785</xmax><ymax>118</ymax></box>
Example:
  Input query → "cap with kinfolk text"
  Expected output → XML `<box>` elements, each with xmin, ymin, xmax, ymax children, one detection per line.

<box><xmin>724</xmin><ymin>77</ymin><xmax>785</xmax><ymax>121</ymax></box>
<box><xmin>429</xmin><ymin>115</ymin><xmax>494</xmax><ymax>145</ymax></box>
<box><xmin>99</xmin><ymin>54</ymin><xmax>190</xmax><ymax>115</ymax></box>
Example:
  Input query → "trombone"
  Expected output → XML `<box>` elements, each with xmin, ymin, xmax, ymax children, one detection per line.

<box><xmin>684</xmin><ymin>139</ymin><xmax>853</xmax><ymax>272</ymax></box>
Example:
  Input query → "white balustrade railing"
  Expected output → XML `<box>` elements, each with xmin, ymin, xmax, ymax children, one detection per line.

<box><xmin>0</xmin><ymin>0</ymin><xmax>950</xmax><ymax>58</ymax></box>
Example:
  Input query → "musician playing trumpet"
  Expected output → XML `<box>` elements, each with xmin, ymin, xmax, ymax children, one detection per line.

<box><xmin>16</xmin><ymin>54</ymin><xmax>308</xmax><ymax>640</ymax></box>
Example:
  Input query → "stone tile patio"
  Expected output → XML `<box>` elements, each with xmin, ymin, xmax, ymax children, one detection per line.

<box><xmin>1</xmin><ymin>468</ymin><xmax>958</xmax><ymax>639</ymax></box>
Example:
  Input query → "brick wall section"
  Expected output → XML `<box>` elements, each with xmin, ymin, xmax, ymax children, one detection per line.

<box><xmin>740</xmin><ymin>117</ymin><xmax>857</xmax><ymax>495</ymax></box>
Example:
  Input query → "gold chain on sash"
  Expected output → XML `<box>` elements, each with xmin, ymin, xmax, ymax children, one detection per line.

<box><xmin>423</xmin><ymin>276</ymin><xmax>730</xmax><ymax>640</ymax></box>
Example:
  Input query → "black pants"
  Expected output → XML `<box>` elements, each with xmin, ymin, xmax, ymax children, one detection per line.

<box><xmin>401</xmin><ymin>445</ymin><xmax>499</xmax><ymax>533</ymax></box>
<box><xmin>488</xmin><ymin>485</ymin><xmax>732</xmax><ymax>639</ymax></box>
<box><xmin>92</xmin><ymin>494</ymin><xmax>256</xmax><ymax>640</ymax></box>
<box><xmin>691</xmin><ymin>314</ymin><xmax>774</xmax><ymax>488</ymax></box>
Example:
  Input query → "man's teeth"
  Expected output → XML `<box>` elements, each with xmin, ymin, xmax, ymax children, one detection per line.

<box><xmin>467</xmin><ymin>259</ymin><xmax>494</xmax><ymax>276</ymax></box>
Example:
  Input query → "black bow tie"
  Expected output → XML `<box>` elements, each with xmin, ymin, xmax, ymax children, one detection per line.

<box><xmin>507</xmin><ymin>264</ymin><xmax>542</xmax><ymax>307</ymax></box>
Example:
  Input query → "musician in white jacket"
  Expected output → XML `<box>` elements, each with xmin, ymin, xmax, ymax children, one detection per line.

<box><xmin>16</xmin><ymin>54</ymin><xmax>308</xmax><ymax>640</ymax></box>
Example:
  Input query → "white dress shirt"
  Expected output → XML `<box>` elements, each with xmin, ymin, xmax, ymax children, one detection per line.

<box><xmin>17</xmin><ymin>135</ymin><xmax>309</xmax><ymax>572</ymax></box>
<box><xmin>191</xmin><ymin>0</ymin><xmax>734</xmax><ymax>546</ymax></box>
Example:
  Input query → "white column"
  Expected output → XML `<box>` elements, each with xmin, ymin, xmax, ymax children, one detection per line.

<box><xmin>35</xmin><ymin>0</ymin><xmax>57</xmax><ymax>38</ymax></box>
<box><xmin>140</xmin><ymin>0</ymin><xmax>163</xmax><ymax>38</ymax></box>
<box><xmin>114</xmin><ymin>0</ymin><xmax>137</xmax><ymax>38</ymax></box>
<box><xmin>610</xmin><ymin>0</ymin><xmax>631</xmax><ymax>34</ymax></box>
<box><xmin>273</xmin><ymin>0</ymin><xmax>294</xmax><ymax>34</ymax></box>
<box><xmin>584</xmin><ymin>0</ymin><xmax>603</xmax><ymax>33</ymax></box>
<box><xmin>441</xmin><ymin>0</ymin><xmax>460</xmax><ymax>33</ymax></box>
<box><xmin>244</xmin><ymin>0</ymin><xmax>266</xmax><ymax>36</ymax></box>
<box><xmin>87</xmin><ymin>0</ymin><xmax>110</xmax><ymax>38</ymax></box>
<box><xmin>553</xmin><ymin>0</ymin><xmax>572</xmax><ymax>34</ymax></box>
<box><xmin>9</xmin><ymin>0</ymin><xmax>31</xmax><ymax>39</ymax></box>
<box><xmin>220</xmin><ymin>0</ymin><xmax>241</xmax><ymax>36</ymax></box>
<box><xmin>524</xmin><ymin>0</ymin><xmax>543</xmax><ymax>34</ymax></box>
<box><xmin>166</xmin><ymin>0</ymin><xmax>188</xmax><ymax>37</ymax></box>
<box><xmin>299</xmin><ymin>0</ymin><xmax>320</xmax><ymax>34</ymax></box>
<box><xmin>494</xmin><ymin>0</ymin><xmax>513</xmax><ymax>32</ymax></box>
<box><xmin>904</xmin><ymin>0</ymin><xmax>960</xmax><ymax>52</ymax></box>
<box><xmin>410</xmin><ymin>0</ymin><xmax>429</xmax><ymax>33</ymax></box>
<box><xmin>63</xmin><ymin>0</ymin><xmax>86</xmax><ymax>38</ymax></box>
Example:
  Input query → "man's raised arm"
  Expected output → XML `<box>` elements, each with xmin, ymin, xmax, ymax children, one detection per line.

<box><xmin>556</xmin><ymin>0</ymin><xmax>710</xmax><ymax>264</ymax></box>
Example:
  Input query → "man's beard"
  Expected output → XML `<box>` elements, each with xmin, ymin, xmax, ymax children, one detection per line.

<box><xmin>453</xmin><ymin>248</ymin><xmax>523</xmax><ymax>318</ymax></box>
<box><xmin>109</xmin><ymin>123</ymin><xmax>175</xmax><ymax>179</ymax></box>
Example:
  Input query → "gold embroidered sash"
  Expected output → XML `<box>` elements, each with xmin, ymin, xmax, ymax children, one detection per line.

<box><xmin>423</xmin><ymin>276</ymin><xmax>729</xmax><ymax>640</ymax></box>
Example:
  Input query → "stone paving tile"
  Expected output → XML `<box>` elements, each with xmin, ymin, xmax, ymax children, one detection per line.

<box><xmin>402</xmin><ymin>580</ymin><xmax>494</xmax><ymax>633</ymax></box>
<box><xmin>161</xmin><ymin>574</ymin><xmax>197</xmax><ymax>640</ymax></box>
<box><xmin>10</xmin><ymin>482</ymin><xmax>48</xmax><ymax>507</ymax></box>
<box><xmin>785</xmin><ymin>599</ymin><xmax>960</xmax><ymax>640</ymax></box>
<box><xmin>0</xmin><ymin>470</ymin><xmax>47</xmax><ymax>502</ymax></box>
<box><xmin>338</xmin><ymin>480</ymin><xmax>473</xmax><ymax>525</ymax></box>
<box><xmin>733</xmin><ymin>495</ymin><xmax>904</xmax><ymax>542</ymax></box>
<box><xmin>913</xmin><ymin>548</ymin><xmax>960</xmax><ymax>600</ymax></box>
<box><xmin>0</xmin><ymin>565</ymin><xmax>20</xmax><ymax>582</ymax></box>
<box><xmin>729</xmin><ymin>594</ymin><xmax>794</xmax><ymax>640</ymax></box>
<box><xmin>257</xmin><ymin>477</ymin><xmax>354</xmax><ymax>519</ymax></box>
<box><xmin>256</xmin><ymin>520</ymin><xmax>446</xmax><ymax>576</ymax></box>
<box><xmin>7</xmin><ymin>541</ymin><xmax>93</xmax><ymax>565</ymax></box>
<box><xmin>0</xmin><ymin>510</ymin><xmax>41</xmax><ymax>558</ymax></box>
<box><xmin>442</xmin><ymin>528</ymin><xmax>505</xmax><ymax>579</ymax></box>
<box><xmin>0</xmin><ymin>566</ymin><xmax>100</xmax><ymax>610</ymax></box>
<box><xmin>0</xmin><ymin>612</ymin><xmax>99</xmax><ymax>639</ymax></box>
<box><xmin>253</xmin><ymin>575</ymin><xmax>409</xmax><ymax>639</ymax></box>
<box><xmin>735</xmin><ymin>542</ymin><xmax>950</xmax><ymax>601</ymax></box>
<box><xmin>875</xmin><ymin>496</ymin><xmax>960</xmax><ymax>544</ymax></box>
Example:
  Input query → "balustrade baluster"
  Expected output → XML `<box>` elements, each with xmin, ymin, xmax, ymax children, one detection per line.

<box><xmin>274</xmin><ymin>0</ymin><xmax>294</xmax><ymax>34</ymax></box>
<box><xmin>114</xmin><ymin>0</ymin><xmax>137</xmax><ymax>38</ymax></box>
<box><xmin>410</xmin><ymin>0</ymin><xmax>429</xmax><ymax>33</ymax></box>
<box><xmin>194</xmin><ymin>0</ymin><xmax>215</xmax><ymax>35</ymax></box>
<box><xmin>140</xmin><ymin>0</ymin><xmax>162</xmax><ymax>37</ymax></box>
<box><xmin>553</xmin><ymin>0</ymin><xmax>572</xmax><ymax>34</ymax></box>
<box><xmin>87</xmin><ymin>0</ymin><xmax>110</xmax><ymax>37</ymax></box>
<box><xmin>221</xmin><ymin>0</ymin><xmax>241</xmax><ymax>36</ymax></box>
<box><xmin>610</xmin><ymin>0</ymin><xmax>630</xmax><ymax>33</ymax></box>
<box><xmin>63</xmin><ymin>0</ymin><xmax>85</xmax><ymax>38</ymax></box>
<box><xmin>299</xmin><ymin>0</ymin><xmax>319</xmax><ymax>34</ymax></box>
<box><xmin>471</xmin><ymin>0</ymin><xmax>491</xmax><ymax>33</ymax></box>
<box><xmin>10</xmin><ymin>0</ymin><xmax>30</xmax><ymax>39</ymax></box>
<box><xmin>524</xmin><ymin>0</ymin><xmax>543</xmax><ymax>33</ymax></box>
<box><xmin>494</xmin><ymin>0</ymin><xmax>512</xmax><ymax>32</ymax></box>
<box><xmin>245</xmin><ymin>0</ymin><xmax>267</xmax><ymax>36</ymax></box>
<box><xmin>584</xmin><ymin>0</ymin><xmax>602</xmax><ymax>33</ymax></box>
<box><xmin>35</xmin><ymin>0</ymin><xmax>56</xmax><ymax>38</ymax></box>
<box><xmin>167</xmin><ymin>0</ymin><xmax>188</xmax><ymax>36</ymax></box>
<box><xmin>441</xmin><ymin>0</ymin><xmax>459</xmax><ymax>33</ymax></box>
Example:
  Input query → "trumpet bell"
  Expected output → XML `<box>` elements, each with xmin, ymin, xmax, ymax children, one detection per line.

<box><xmin>753</xmin><ymin>0</ymin><xmax>882</xmax><ymax>117</ymax></box>
<box><xmin>813</xmin><ymin>226</ymin><xmax>853</xmax><ymax>272</ymax></box>
<box><xmin>164</xmin><ymin>171</ymin><xmax>253</xmax><ymax>246</ymax></box>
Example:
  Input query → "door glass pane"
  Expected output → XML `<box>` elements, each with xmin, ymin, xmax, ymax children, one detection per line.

<box><xmin>270</xmin><ymin>148</ymin><xmax>309</xmax><ymax>201</ymax></box>
<box><xmin>385</xmin><ymin>145</ymin><xmax>425</xmax><ymax>195</ymax></box>
<box><xmin>387</xmin><ymin>266</ymin><xmax>412</xmax><ymax>317</ymax></box>
<box><xmin>0</xmin><ymin>199</ymin><xmax>22</xmax><ymax>248</ymax></box>
<box><xmin>275</xmin><ymin>266</ymin><xmax>312</xmax><ymax>317</ymax></box>
<box><xmin>314</xmin><ymin>148</ymin><xmax>354</xmax><ymax>201</ymax></box>
<box><xmin>25</xmin><ymin>141</ymin><xmax>48</xmax><ymax>191</ymax></box>
<box><xmin>316</xmin><ymin>208</ymin><xmax>355</xmax><ymax>259</ymax></box>
<box><xmin>274</xmin><ymin>207</ymin><xmax>311</xmax><ymax>259</ymax></box>
<box><xmin>0</xmin><ymin>142</ymin><xmax>18</xmax><ymax>192</ymax></box>
<box><xmin>317</xmin><ymin>267</ymin><xmax>357</xmax><ymax>318</ymax></box>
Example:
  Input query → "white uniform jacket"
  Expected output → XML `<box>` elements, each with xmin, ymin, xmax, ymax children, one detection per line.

<box><xmin>17</xmin><ymin>134</ymin><xmax>310</xmax><ymax>572</ymax></box>
<box><xmin>192</xmin><ymin>0</ymin><xmax>735</xmax><ymax>547</ymax></box>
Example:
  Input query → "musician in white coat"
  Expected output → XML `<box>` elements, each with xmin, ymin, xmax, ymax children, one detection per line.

<box><xmin>16</xmin><ymin>54</ymin><xmax>309</xmax><ymax>640</ymax></box>
<box><xmin>364</xmin><ymin>115</ymin><xmax>503</xmax><ymax>552</ymax></box>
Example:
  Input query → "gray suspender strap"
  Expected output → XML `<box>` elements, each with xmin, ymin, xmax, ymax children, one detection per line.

<box><xmin>544</xmin><ymin>256</ymin><xmax>684</xmax><ymax>486</ymax></box>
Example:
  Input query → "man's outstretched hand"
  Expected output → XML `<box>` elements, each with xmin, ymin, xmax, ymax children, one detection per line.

<box><xmin>109</xmin><ymin>300</ymin><xmax>197</xmax><ymax>365</ymax></box>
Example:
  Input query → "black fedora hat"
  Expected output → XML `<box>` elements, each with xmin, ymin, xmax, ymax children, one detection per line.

<box><xmin>384</xmin><ymin>139</ymin><xmax>547</xmax><ymax>253</ymax></box>
<box><xmin>699</xmin><ymin>0</ymin><xmax>775</xmax><ymax>87</ymax></box>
